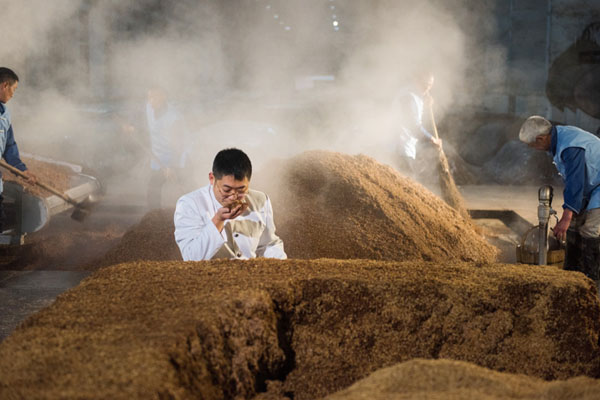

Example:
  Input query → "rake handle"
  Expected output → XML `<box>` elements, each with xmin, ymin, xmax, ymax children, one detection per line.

<box><xmin>0</xmin><ymin>159</ymin><xmax>79</xmax><ymax>207</ymax></box>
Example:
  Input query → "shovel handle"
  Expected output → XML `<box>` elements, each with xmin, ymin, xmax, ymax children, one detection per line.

<box><xmin>0</xmin><ymin>159</ymin><xmax>79</xmax><ymax>206</ymax></box>
<box><xmin>427</xmin><ymin>99</ymin><xmax>440</xmax><ymax>140</ymax></box>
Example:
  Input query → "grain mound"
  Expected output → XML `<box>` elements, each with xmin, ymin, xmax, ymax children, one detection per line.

<box><xmin>92</xmin><ymin>151</ymin><xmax>495</xmax><ymax>267</ymax></box>
<box><xmin>325</xmin><ymin>359</ymin><xmax>600</xmax><ymax>400</ymax></box>
<box><xmin>1</xmin><ymin>157</ymin><xmax>73</xmax><ymax>196</ymax></box>
<box><xmin>1</xmin><ymin>259</ymin><xmax>598</xmax><ymax>399</ymax></box>
<box><xmin>262</xmin><ymin>151</ymin><xmax>496</xmax><ymax>262</ymax></box>
<box><xmin>93</xmin><ymin>209</ymin><xmax>181</xmax><ymax>268</ymax></box>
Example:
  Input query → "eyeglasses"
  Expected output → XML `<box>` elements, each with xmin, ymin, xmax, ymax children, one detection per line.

<box><xmin>215</xmin><ymin>181</ymin><xmax>249</xmax><ymax>198</ymax></box>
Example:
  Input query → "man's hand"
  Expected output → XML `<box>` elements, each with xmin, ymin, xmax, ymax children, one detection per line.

<box><xmin>211</xmin><ymin>202</ymin><xmax>249</xmax><ymax>232</ymax></box>
<box><xmin>22</xmin><ymin>170</ymin><xmax>37</xmax><ymax>185</ymax></box>
<box><xmin>120</xmin><ymin>122</ymin><xmax>136</xmax><ymax>136</ymax></box>
<box><xmin>163</xmin><ymin>168</ymin><xmax>174</xmax><ymax>180</ymax></box>
<box><xmin>552</xmin><ymin>209</ymin><xmax>574</xmax><ymax>241</ymax></box>
<box><xmin>431</xmin><ymin>136</ymin><xmax>442</xmax><ymax>148</ymax></box>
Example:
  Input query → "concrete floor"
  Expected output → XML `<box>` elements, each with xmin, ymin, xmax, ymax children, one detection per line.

<box><xmin>0</xmin><ymin>183</ymin><xmax>565</xmax><ymax>342</ymax></box>
<box><xmin>0</xmin><ymin>270</ymin><xmax>91</xmax><ymax>340</ymax></box>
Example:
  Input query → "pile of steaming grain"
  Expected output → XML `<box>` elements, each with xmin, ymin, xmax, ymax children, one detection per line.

<box><xmin>1</xmin><ymin>157</ymin><xmax>73</xmax><ymax>196</ymax></box>
<box><xmin>262</xmin><ymin>151</ymin><xmax>496</xmax><ymax>262</ymax></box>
<box><xmin>93</xmin><ymin>151</ymin><xmax>495</xmax><ymax>267</ymax></box>
<box><xmin>18</xmin><ymin>216</ymin><xmax>128</xmax><ymax>271</ymax></box>
<box><xmin>325</xmin><ymin>359</ymin><xmax>600</xmax><ymax>400</ymax></box>
<box><xmin>93</xmin><ymin>209</ymin><xmax>182</xmax><ymax>268</ymax></box>
<box><xmin>0</xmin><ymin>259</ymin><xmax>598</xmax><ymax>399</ymax></box>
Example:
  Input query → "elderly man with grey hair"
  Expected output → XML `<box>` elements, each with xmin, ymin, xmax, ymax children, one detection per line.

<box><xmin>519</xmin><ymin>115</ymin><xmax>600</xmax><ymax>287</ymax></box>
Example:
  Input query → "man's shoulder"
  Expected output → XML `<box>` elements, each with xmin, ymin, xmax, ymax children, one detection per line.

<box><xmin>0</xmin><ymin>104</ymin><xmax>10</xmax><ymax>119</ymax></box>
<box><xmin>246</xmin><ymin>189</ymin><xmax>269</xmax><ymax>209</ymax></box>
<box><xmin>177</xmin><ymin>185</ymin><xmax>212</xmax><ymax>208</ymax></box>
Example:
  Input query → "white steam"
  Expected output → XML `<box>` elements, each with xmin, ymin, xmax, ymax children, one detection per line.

<box><xmin>0</xmin><ymin>0</ymin><xmax>503</xmax><ymax>205</ymax></box>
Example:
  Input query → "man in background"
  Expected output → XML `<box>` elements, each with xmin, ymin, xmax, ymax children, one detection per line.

<box><xmin>174</xmin><ymin>148</ymin><xmax>286</xmax><ymax>261</ymax></box>
<box><xmin>392</xmin><ymin>72</ymin><xmax>441</xmax><ymax>179</ymax></box>
<box><xmin>0</xmin><ymin>67</ymin><xmax>36</xmax><ymax>232</ymax></box>
<box><xmin>519</xmin><ymin>115</ymin><xmax>600</xmax><ymax>290</ymax></box>
<box><xmin>145</xmin><ymin>86</ymin><xmax>190</xmax><ymax>209</ymax></box>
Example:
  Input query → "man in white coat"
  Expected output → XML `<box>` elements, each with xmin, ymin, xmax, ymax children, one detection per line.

<box><xmin>174</xmin><ymin>148</ymin><xmax>286</xmax><ymax>261</ymax></box>
<box><xmin>393</xmin><ymin>72</ymin><xmax>441</xmax><ymax>178</ymax></box>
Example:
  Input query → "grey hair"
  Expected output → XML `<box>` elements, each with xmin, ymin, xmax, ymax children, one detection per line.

<box><xmin>519</xmin><ymin>116</ymin><xmax>552</xmax><ymax>144</ymax></box>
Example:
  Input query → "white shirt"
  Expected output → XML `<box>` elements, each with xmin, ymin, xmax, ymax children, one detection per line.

<box><xmin>174</xmin><ymin>184</ymin><xmax>287</xmax><ymax>261</ymax></box>
<box><xmin>392</xmin><ymin>90</ymin><xmax>433</xmax><ymax>159</ymax></box>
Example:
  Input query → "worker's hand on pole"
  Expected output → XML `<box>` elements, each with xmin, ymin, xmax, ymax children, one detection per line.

<box><xmin>120</xmin><ymin>122</ymin><xmax>136</xmax><ymax>135</ymax></box>
<box><xmin>551</xmin><ymin>209</ymin><xmax>574</xmax><ymax>241</ymax></box>
<box><xmin>430</xmin><ymin>136</ymin><xmax>442</xmax><ymax>148</ymax></box>
<box><xmin>22</xmin><ymin>170</ymin><xmax>37</xmax><ymax>185</ymax></box>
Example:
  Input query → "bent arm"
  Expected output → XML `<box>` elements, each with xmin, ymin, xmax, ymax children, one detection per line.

<box><xmin>561</xmin><ymin>147</ymin><xmax>585</xmax><ymax>213</ymax></box>
<box><xmin>406</xmin><ymin>95</ymin><xmax>433</xmax><ymax>140</ymax></box>
<box><xmin>3</xmin><ymin>126</ymin><xmax>27</xmax><ymax>171</ymax></box>
<box><xmin>256</xmin><ymin>196</ymin><xmax>287</xmax><ymax>259</ymax></box>
<box><xmin>174</xmin><ymin>197</ymin><xmax>225</xmax><ymax>261</ymax></box>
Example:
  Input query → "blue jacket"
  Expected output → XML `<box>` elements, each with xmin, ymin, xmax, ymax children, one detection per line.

<box><xmin>145</xmin><ymin>102</ymin><xmax>189</xmax><ymax>170</ymax></box>
<box><xmin>552</xmin><ymin>125</ymin><xmax>600</xmax><ymax>213</ymax></box>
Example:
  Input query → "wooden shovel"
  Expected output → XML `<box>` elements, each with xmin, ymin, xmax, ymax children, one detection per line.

<box><xmin>0</xmin><ymin>159</ymin><xmax>92</xmax><ymax>222</ymax></box>
<box><xmin>428</xmin><ymin>104</ymin><xmax>470</xmax><ymax>220</ymax></box>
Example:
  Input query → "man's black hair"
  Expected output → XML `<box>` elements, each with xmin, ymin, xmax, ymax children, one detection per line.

<box><xmin>212</xmin><ymin>148</ymin><xmax>252</xmax><ymax>181</ymax></box>
<box><xmin>0</xmin><ymin>68</ymin><xmax>19</xmax><ymax>85</ymax></box>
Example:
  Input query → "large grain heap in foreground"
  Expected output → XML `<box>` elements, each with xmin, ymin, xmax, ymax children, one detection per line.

<box><xmin>0</xmin><ymin>260</ymin><xmax>598</xmax><ymax>399</ymax></box>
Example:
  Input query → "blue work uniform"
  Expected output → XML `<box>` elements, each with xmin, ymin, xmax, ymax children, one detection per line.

<box><xmin>145</xmin><ymin>101</ymin><xmax>190</xmax><ymax>209</ymax></box>
<box><xmin>146</xmin><ymin>102</ymin><xmax>188</xmax><ymax>170</ymax></box>
<box><xmin>550</xmin><ymin>125</ymin><xmax>600</xmax><ymax>214</ymax></box>
<box><xmin>0</xmin><ymin>102</ymin><xmax>27</xmax><ymax>194</ymax></box>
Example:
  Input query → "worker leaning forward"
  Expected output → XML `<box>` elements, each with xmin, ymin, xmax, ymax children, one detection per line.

<box><xmin>0</xmin><ymin>67</ymin><xmax>37</xmax><ymax>233</ymax></box>
<box><xmin>391</xmin><ymin>71</ymin><xmax>441</xmax><ymax>179</ymax></box>
<box><xmin>519</xmin><ymin>116</ymin><xmax>600</xmax><ymax>289</ymax></box>
<box><xmin>174</xmin><ymin>148</ymin><xmax>287</xmax><ymax>261</ymax></box>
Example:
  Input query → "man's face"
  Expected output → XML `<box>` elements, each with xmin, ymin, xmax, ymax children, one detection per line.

<box><xmin>528</xmin><ymin>134</ymin><xmax>552</xmax><ymax>151</ymax></box>
<box><xmin>209</xmin><ymin>173</ymin><xmax>250</xmax><ymax>206</ymax></box>
<box><xmin>0</xmin><ymin>81</ymin><xmax>18</xmax><ymax>104</ymax></box>
<box><xmin>147</xmin><ymin>88</ymin><xmax>167</xmax><ymax>112</ymax></box>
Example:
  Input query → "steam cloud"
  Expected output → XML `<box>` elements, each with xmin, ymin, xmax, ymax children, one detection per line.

<box><xmin>0</xmin><ymin>0</ymin><xmax>503</xmax><ymax>203</ymax></box>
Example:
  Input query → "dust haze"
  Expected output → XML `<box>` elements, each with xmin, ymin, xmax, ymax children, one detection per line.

<box><xmin>0</xmin><ymin>0</ymin><xmax>504</xmax><ymax>204</ymax></box>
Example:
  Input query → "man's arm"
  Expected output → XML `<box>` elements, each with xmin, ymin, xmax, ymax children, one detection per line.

<box><xmin>406</xmin><ymin>94</ymin><xmax>439</xmax><ymax>145</ymax></box>
<box><xmin>3</xmin><ymin>125</ymin><xmax>26</xmax><ymax>171</ymax></box>
<box><xmin>174</xmin><ymin>196</ymin><xmax>225</xmax><ymax>261</ymax></box>
<box><xmin>553</xmin><ymin>147</ymin><xmax>585</xmax><ymax>240</ymax></box>
<box><xmin>3</xmin><ymin>125</ymin><xmax>37</xmax><ymax>183</ymax></box>
<box><xmin>255</xmin><ymin>196</ymin><xmax>287</xmax><ymax>259</ymax></box>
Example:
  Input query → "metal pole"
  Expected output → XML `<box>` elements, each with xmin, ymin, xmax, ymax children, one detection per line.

<box><xmin>538</xmin><ymin>185</ymin><xmax>553</xmax><ymax>265</ymax></box>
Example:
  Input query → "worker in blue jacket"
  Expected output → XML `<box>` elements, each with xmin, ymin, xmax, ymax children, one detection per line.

<box><xmin>0</xmin><ymin>67</ymin><xmax>36</xmax><ymax>233</ymax></box>
<box><xmin>519</xmin><ymin>115</ymin><xmax>600</xmax><ymax>288</ymax></box>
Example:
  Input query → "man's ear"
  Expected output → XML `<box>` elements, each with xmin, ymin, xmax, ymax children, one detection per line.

<box><xmin>208</xmin><ymin>172</ymin><xmax>215</xmax><ymax>185</ymax></box>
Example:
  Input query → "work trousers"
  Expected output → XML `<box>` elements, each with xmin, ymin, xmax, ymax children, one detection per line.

<box><xmin>569</xmin><ymin>208</ymin><xmax>600</xmax><ymax>239</ymax></box>
<box><xmin>0</xmin><ymin>194</ymin><xmax>4</xmax><ymax>233</ymax></box>
<box><xmin>147</xmin><ymin>168</ymin><xmax>185</xmax><ymax>210</ymax></box>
